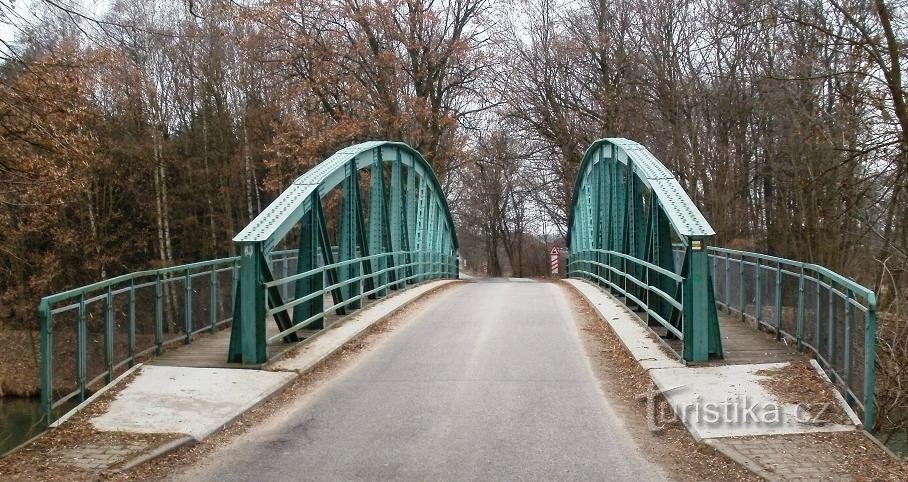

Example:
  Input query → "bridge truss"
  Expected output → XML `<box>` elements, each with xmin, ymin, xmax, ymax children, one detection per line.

<box><xmin>228</xmin><ymin>141</ymin><xmax>459</xmax><ymax>364</ymax></box>
<box><xmin>567</xmin><ymin>138</ymin><xmax>722</xmax><ymax>362</ymax></box>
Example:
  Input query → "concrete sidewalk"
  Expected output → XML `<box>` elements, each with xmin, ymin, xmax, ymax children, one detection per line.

<box><xmin>565</xmin><ymin>279</ymin><xmax>867</xmax><ymax>480</ymax></box>
<box><xmin>55</xmin><ymin>280</ymin><xmax>458</xmax><ymax>472</ymax></box>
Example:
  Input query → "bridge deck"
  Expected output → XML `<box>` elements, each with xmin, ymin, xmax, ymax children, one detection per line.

<box><xmin>715</xmin><ymin>312</ymin><xmax>802</xmax><ymax>364</ymax></box>
<box><xmin>660</xmin><ymin>310</ymin><xmax>802</xmax><ymax>364</ymax></box>
<box><xmin>148</xmin><ymin>294</ymin><xmax>358</xmax><ymax>368</ymax></box>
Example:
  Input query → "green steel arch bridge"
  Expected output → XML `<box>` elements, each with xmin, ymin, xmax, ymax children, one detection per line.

<box><xmin>36</xmin><ymin>138</ymin><xmax>879</xmax><ymax>448</ymax></box>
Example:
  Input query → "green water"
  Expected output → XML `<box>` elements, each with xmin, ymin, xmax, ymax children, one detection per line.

<box><xmin>0</xmin><ymin>397</ymin><xmax>45</xmax><ymax>456</ymax></box>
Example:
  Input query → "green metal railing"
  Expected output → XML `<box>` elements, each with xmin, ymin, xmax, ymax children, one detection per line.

<box><xmin>568</xmin><ymin>249</ymin><xmax>684</xmax><ymax>340</ymax></box>
<box><xmin>38</xmin><ymin>257</ymin><xmax>240</xmax><ymax>422</ymax></box>
<box><xmin>708</xmin><ymin>247</ymin><xmax>877</xmax><ymax>428</ymax></box>
<box><xmin>37</xmin><ymin>248</ymin><xmax>456</xmax><ymax>424</ymax></box>
<box><xmin>264</xmin><ymin>250</ymin><xmax>456</xmax><ymax>345</ymax></box>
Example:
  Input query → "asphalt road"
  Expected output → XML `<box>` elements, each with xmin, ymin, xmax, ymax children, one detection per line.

<box><xmin>173</xmin><ymin>279</ymin><xmax>666</xmax><ymax>481</ymax></box>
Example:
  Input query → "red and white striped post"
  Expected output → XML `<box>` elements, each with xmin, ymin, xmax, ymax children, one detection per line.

<box><xmin>550</xmin><ymin>247</ymin><xmax>559</xmax><ymax>276</ymax></box>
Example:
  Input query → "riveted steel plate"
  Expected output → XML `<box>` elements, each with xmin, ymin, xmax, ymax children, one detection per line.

<box><xmin>568</xmin><ymin>138</ymin><xmax>715</xmax><ymax>240</ymax></box>
<box><xmin>233</xmin><ymin>141</ymin><xmax>458</xmax><ymax>252</ymax></box>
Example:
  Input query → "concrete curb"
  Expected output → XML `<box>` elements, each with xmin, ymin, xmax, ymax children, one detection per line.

<box><xmin>50</xmin><ymin>363</ymin><xmax>145</xmax><ymax>429</ymax></box>
<box><xmin>808</xmin><ymin>359</ymin><xmax>863</xmax><ymax>429</ymax></box>
<box><xmin>703</xmin><ymin>439</ymin><xmax>778</xmax><ymax>481</ymax></box>
<box><xmin>116</xmin><ymin>435</ymin><xmax>197</xmax><ymax>472</ymax></box>
<box><xmin>97</xmin><ymin>280</ymin><xmax>460</xmax><ymax>472</ymax></box>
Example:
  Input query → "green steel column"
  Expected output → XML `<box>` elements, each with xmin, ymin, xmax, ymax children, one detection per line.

<box><xmin>597</xmin><ymin>149</ymin><xmax>608</xmax><ymax>283</ymax></box>
<box><xmin>590</xmin><ymin>158</ymin><xmax>602</xmax><ymax>282</ymax></box>
<box><xmin>293</xmin><ymin>193</ymin><xmax>324</xmax><ymax>329</ymax></box>
<box><xmin>338</xmin><ymin>160</ymin><xmax>361</xmax><ymax>309</ymax></box>
<box><xmin>601</xmin><ymin>149</ymin><xmax>613</xmax><ymax>253</ymax></box>
<box><xmin>407</xmin><ymin>157</ymin><xmax>417</xmax><ymax>253</ymax></box>
<box><xmin>313</xmin><ymin>197</ymin><xmax>345</xmax><ymax>314</ymax></box>
<box><xmin>649</xmin><ymin>201</ymin><xmax>676</xmax><ymax>326</ymax></box>
<box><xmin>426</xmin><ymin>197</ymin><xmax>438</xmax><ymax>278</ymax></box>
<box><xmin>683</xmin><ymin>238</ymin><xmax>722</xmax><ymax>362</ymax></box>
<box><xmin>390</xmin><ymin>149</ymin><xmax>407</xmax><ymax>288</ymax></box>
<box><xmin>369</xmin><ymin>148</ymin><xmax>387</xmax><ymax>297</ymax></box>
<box><xmin>227</xmin><ymin>242</ymin><xmax>267</xmax><ymax>364</ymax></box>
<box><xmin>414</xmin><ymin>176</ymin><xmax>428</xmax><ymax>280</ymax></box>
<box><xmin>435</xmin><ymin>205</ymin><xmax>444</xmax><ymax>276</ymax></box>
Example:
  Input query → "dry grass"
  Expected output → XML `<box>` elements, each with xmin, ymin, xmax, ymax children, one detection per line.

<box><xmin>754</xmin><ymin>360</ymin><xmax>852</xmax><ymax>425</ymax></box>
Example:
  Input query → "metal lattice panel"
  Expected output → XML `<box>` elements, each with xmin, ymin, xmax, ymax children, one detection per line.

<box><xmin>234</xmin><ymin>141</ymin><xmax>457</xmax><ymax>253</ymax></box>
<box><xmin>566</xmin><ymin>138</ymin><xmax>722</xmax><ymax>363</ymax></box>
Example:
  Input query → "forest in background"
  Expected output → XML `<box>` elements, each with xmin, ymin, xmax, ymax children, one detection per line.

<box><xmin>2</xmin><ymin>0</ymin><xmax>908</xmax><ymax>431</ymax></box>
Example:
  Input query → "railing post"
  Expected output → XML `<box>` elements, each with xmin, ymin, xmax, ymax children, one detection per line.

<box><xmin>724</xmin><ymin>252</ymin><xmax>730</xmax><ymax>312</ymax></box>
<box><xmin>76</xmin><ymin>293</ymin><xmax>87</xmax><ymax>402</ymax></box>
<box><xmin>210</xmin><ymin>265</ymin><xmax>218</xmax><ymax>333</ymax></box>
<box><xmin>184</xmin><ymin>268</ymin><xmax>193</xmax><ymax>343</ymax></box>
<box><xmin>39</xmin><ymin>299</ymin><xmax>53</xmax><ymax>423</ymax></box>
<box><xmin>815</xmin><ymin>274</ymin><xmax>822</xmax><ymax>351</ymax></box>
<box><xmin>755</xmin><ymin>257</ymin><xmax>763</xmax><ymax>327</ymax></box>
<box><xmin>128</xmin><ymin>280</ymin><xmax>136</xmax><ymax>365</ymax></box>
<box><xmin>828</xmin><ymin>282</ymin><xmax>836</xmax><ymax>371</ymax></box>
<box><xmin>844</xmin><ymin>290</ymin><xmax>854</xmax><ymax>405</ymax></box>
<box><xmin>796</xmin><ymin>267</ymin><xmax>806</xmax><ymax>351</ymax></box>
<box><xmin>105</xmin><ymin>286</ymin><xmax>114</xmax><ymax>383</ymax></box>
<box><xmin>774</xmin><ymin>262</ymin><xmax>782</xmax><ymax>338</ymax></box>
<box><xmin>739</xmin><ymin>253</ymin><xmax>745</xmax><ymax>321</ymax></box>
<box><xmin>864</xmin><ymin>298</ymin><xmax>877</xmax><ymax>429</ymax></box>
<box><xmin>155</xmin><ymin>273</ymin><xmax>164</xmax><ymax>355</ymax></box>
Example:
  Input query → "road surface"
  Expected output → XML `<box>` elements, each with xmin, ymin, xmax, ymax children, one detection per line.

<box><xmin>173</xmin><ymin>279</ymin><xmax>666</xmax><ymax>481</ymax></box>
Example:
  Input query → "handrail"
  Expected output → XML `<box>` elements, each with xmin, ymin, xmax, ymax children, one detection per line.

<box><xmin>706</xmin><ymin>246</ymin><xmax>877</xmax><ymax>428</ymax></box>
<box><xmin>568</xmin><ymin>249</ymin><xmax>685</xmax><ymax>345</ymax></box>
<box><xmin>707</xmin><ymin>246</ymin><xmax>875</xmax><ymax>299</ymax></box>
<box><xmin>41</xmin><ymin>257</ymin><xmax>240</xmax><ymax>305</ymax></box>
<box><xmin>39</xmin><ymin>256</ymin><xmax>241</xmax><ymax>422</ymax></box>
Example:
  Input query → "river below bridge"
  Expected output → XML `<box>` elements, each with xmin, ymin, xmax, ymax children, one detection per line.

<box><xmin>0</xmin><ymin>397</ymin><xmax>44</xmax><ymax>456</ymax></box>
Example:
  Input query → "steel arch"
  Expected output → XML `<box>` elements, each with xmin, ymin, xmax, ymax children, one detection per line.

<box><xmin>229</xmin><ymin>141</ymin><xmax>459</xmax><ymax>364</ymax></box>
<box><xmin>567</xmin><ymin>138</ymin><xmax>722</xmax><ymax>361</ymax></box>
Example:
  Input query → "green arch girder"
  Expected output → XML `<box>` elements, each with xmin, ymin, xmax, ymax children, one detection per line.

<box><xmin>229</xmin><ymin>141</ymin><xmax>459</xmax><ymax>364</ymax></box>
<box><xmin>234</xmin><ymin>141</ymin><xmax>458</xmax><ymax>253</ymax></box>
<box><xmin>567</xmin><ymin>138</ymin><xmax>722</xmax><ymax>362</ymax></box>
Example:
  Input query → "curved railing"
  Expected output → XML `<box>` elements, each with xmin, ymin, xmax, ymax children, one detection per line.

<box><xmin>567</xmin><ymin>138</ymin><xmax>722</xmax><ymax>361</ymax></box>
<box><xmin>708</xmin><ymin>247</ymin><xmax>877</xmax><ymax>428</ymax></box>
